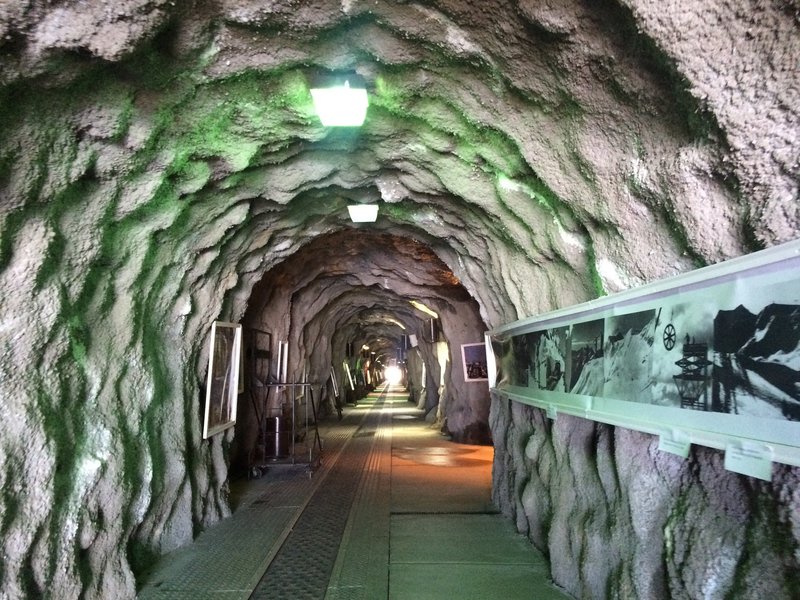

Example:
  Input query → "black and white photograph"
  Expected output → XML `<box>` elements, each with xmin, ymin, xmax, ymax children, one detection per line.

<box><xmin>526</xmin><ymin>327</ymin><xmax>569</xmax><ymax>392</ymax></box>
<box><xmin>602</xmin><ymin>310</ymin><xmax>656</xmax><ymax>403</ymax></box>
<box><xmin>524</xmin><ymin>331</ymin><xmax>545</xmax><ymax>389</ymax></box>
<box><xmin>710</xmin><ymin>280</ymin><xmax>800</xmax><ymax>420</ymax></box>
<box><xmin>510</xmin><ymin>334</ymin><xmax>529</xmax><ymax>386</ymax></box>
<box><xmin>499</xmin><ymin>276</ymin><xmax>800</xmax><ymax>423</ymax></box>
<box><xmin>490</xmin><ymin>241</ymin><xmax>800</xmax><ymax>475</ymax></box>
<box><xmin>568</xmin><ymin>319</ymin><xmax>605</xmax><ymax>396</ymax></box>
<box><xmin>650</xmin><ymin>301</ymin><xmax>715</xmax><ymax>411</ymax></box>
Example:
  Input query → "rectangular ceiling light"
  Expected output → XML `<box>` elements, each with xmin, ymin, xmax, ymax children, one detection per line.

<box><xmin>409</xmin><ymin>300</ymin><xmax>439</xmax><ymax>319</ymax></box>
<box><xmin>348</xmin><ymin>204</ymin><xmax>379</xmax><ymax>223</ymax></box>
<box><xmin>310</xmin><ymin>80</ymin><xmax>368</xmax><ymax>126</ymax></box>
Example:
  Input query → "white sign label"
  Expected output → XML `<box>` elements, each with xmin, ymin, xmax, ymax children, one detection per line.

<box><xmin>724</xmin><ymin>443</ymin><xmax>773</xmax><ymax>481</ymax></box>
<box><xmin>658</xmin><ymin>432</ymin><xmax>691</xmax><ymax>458</ymax></box>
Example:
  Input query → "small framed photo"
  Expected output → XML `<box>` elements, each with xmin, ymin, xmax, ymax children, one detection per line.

<box><xmin>461</xmin><ymin>342</ymin><xmax>489</xmax><ymax>382</ymax></box>
<box><xmin>203</xmin><ymin>321</ymin><xmax>243</xmax><ymax>439</ymax></box>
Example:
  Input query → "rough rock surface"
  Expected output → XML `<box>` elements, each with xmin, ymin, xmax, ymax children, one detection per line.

<box><xmin>491</xmin><ymin>400</ymin><xmax>800</xmax><ymax>599</ymax></box>
<box><xmin>0</xmin><ymin>1</ymin><xmax>797</xmax><ymax>598</ymax></box>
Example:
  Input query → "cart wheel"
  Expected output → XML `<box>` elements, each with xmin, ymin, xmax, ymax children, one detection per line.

<box><xmin>663</xmin><ymin>323</ymin><xmax>676</xmax><ymax>351</ymax></box>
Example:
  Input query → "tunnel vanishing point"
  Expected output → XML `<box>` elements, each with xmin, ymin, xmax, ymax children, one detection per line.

<box><xmin>0</xmin><ymin>1</ymin><xmax>799</xmax><ymax>599</ymax></box>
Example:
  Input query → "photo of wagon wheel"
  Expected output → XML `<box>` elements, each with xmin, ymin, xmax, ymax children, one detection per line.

<box><xmin>663</xmin><ymin>323</ymin><xmax>677</xmax><ymax>350</ymax></box>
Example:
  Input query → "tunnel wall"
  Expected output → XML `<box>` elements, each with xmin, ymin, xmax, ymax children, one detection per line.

<box><xmin>437</xmin><ymin>299</ymin><xmax>492</xmax><ymax>444</ymax></box>
<box><xmin>490</xmin><ymin>397</ymin><xmax>800</xmax><ymax>599</ymax></box>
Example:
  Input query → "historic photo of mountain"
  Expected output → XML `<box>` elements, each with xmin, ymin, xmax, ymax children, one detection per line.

<box><xmin>527</xmin><ymin>327</ymin><xmax>569</xmax><ymax>392</ymax></box>
<box><xmin>569</xmin><ymin>319</ymin><xmax>604</xmax><ymax>396</ymax></box>
<box><xmin>711</xmin><ymin>280</ymin><xmax>800</xmax><ymax>421</ymax></box>
<box><xmin>603</xmin><ymin>310</ymin><xmax>657</xmax><ymax>403</ymax></box>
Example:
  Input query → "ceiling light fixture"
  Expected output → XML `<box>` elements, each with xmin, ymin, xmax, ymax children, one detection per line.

<box><xmin>310</xmin><ymin>76</ymin><xmax>369</xmax><ymax>127</ymax></box>
<box><xmin>348</xmin><ymin>204</ymin><xmax>379</xmax><ymax>222</ymax></box>
<box><xmin>409</xmin><ymin>300</ymin><xmax>439</xmax><ymax>319</ymax></box>
<box><xmin>386</xmin><ymin>317</ymin><xmax>406</xmax><ymax>331</ymax></box>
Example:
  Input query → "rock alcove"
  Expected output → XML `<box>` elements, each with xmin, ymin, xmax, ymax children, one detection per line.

<box><xmin>0</xmin><ymin>1</ymin><xmax>798</xmax><ymax>599</ymax></box>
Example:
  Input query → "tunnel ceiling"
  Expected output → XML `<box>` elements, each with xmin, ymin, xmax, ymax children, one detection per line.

<box><xmin>246</xmin><ymin>230</ymin><xmax>476</xmax><ymax>363</ymax></box>
<box><xmin>2</xmin><ymin>0</ymin><xmax>798</xmax><ymax>341</ymax></box>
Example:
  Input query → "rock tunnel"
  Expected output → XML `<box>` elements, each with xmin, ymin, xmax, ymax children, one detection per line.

<box><xmin>0</xmin><ymin>1</ymin><xmax>798</xmax><ymax>598</ymax></box>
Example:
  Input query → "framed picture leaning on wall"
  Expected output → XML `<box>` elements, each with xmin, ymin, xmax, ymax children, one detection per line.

<box><xmin>203</xmin><ymin>321</ymin><xmax>243</xmax><ymax>439</ymax></box>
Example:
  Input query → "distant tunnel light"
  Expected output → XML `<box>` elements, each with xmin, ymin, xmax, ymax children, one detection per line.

<box><xmin>310</xmin><ymin>81</ymin><xmax>368</xmax><ymax>126</ymax></box>
<box><xmin>348</xmin><ymin>204</ymin><xmax>379</xmax><ymax>222</ymax></box>
<box><xmin>385</xmin><ymin>366</ymin><xmax>402</xmax><ymax>385</ymax></box>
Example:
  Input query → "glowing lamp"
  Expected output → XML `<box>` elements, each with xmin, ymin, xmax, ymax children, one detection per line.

<box><xmin>348</xmin><ymin>204</ymin><xmax>379</xmax><ymax>223</ymax></box>
<box><xmin>310</xmin><ymin>80</ymin><xmax>368</xmax><ymax>126</ymax></box>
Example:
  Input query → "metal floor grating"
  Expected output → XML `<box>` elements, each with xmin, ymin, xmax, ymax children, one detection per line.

<box><xmin>137</xmin><ymin>393</ymin><xmax>381</xmax><ymax>600</ymax></box>
<box><xmin>324</xmin><ymin>417</ymin><xmax>393</xmax><ymax>600</ymax></box>
<box><xmin>249</xmin><ymin>389</ymin><xmax>388</xmax><ymax>600</ymax></box>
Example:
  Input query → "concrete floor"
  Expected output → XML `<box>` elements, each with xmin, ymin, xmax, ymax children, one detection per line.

<box><xmin>139</xmin><ymin>384</ymin><xmax>571</xmax><ymax>599</ymax></box>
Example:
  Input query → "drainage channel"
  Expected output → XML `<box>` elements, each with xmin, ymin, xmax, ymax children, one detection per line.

<box><xmin>249</xmin><ymin>388</ymin><xmax>388</xmax><ymax>600</ymax></box>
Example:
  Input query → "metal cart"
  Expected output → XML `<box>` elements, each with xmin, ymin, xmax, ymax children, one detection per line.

<box><xmin>248</xmin><ymin>381</ymin><xmax>323</xmax><ymax>478</ymax></box>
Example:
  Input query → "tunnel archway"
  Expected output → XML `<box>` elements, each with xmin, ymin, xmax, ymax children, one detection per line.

<box><xmin>0</xmin><ymin>1</ymin><xmax>797</xmax><ymax>598</ymax></box>
<box><xmin>235</xmin><ymin>229</ymin><xmax>490</xmax><ymax>473</ymax></box>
